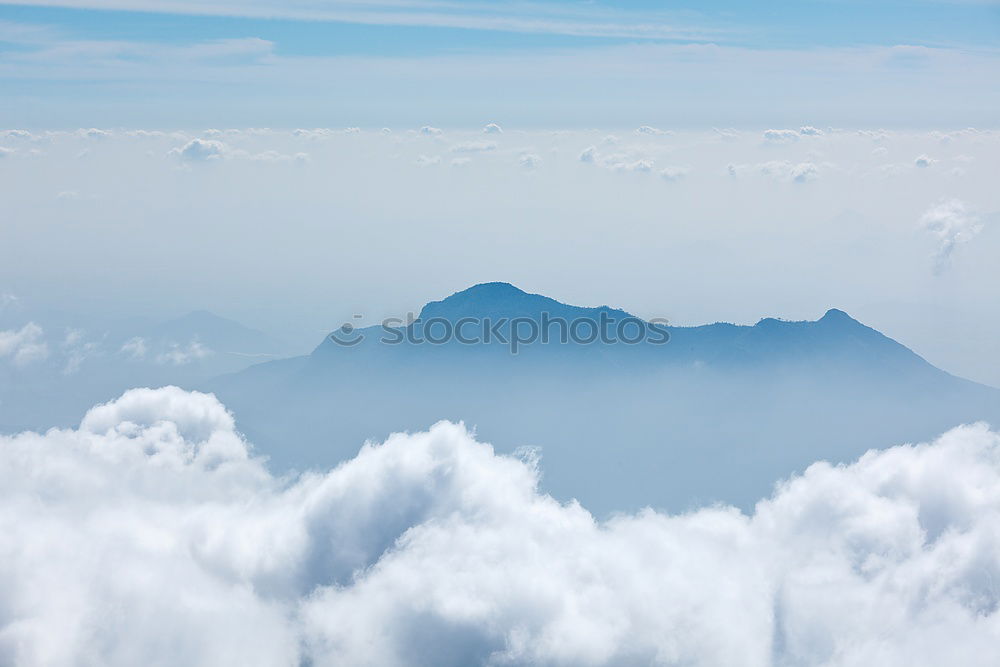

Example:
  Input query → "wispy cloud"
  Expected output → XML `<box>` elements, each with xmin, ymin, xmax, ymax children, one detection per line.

<box><xmin>0</xmin><ymin>322</ymin><xmax>49</xmax><ymax>365</ymax></box>
<box><xmin>0</xmin><ymin>0</ymin><xmax>720</xmax><ymax>41</ymax></box>
<box><xmin>2</xmin><ymin>18</ymin><xmax>998</xmax><ymax>129</ymax></box>
<box><xmin>155</xmin><ymin>340</ymin><xmax>212</xmax><ymax>365</ymax></box>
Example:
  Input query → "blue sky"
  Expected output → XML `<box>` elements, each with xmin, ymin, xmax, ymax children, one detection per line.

<box><xmin>1</xmin><ymin>1</ymin><xmax>998</xmax><ymax>126</ymax></box>
<box><xmin>2</xmin><ymin>1</ymin><xmax>999</xmax><ymax>54</ymax></box>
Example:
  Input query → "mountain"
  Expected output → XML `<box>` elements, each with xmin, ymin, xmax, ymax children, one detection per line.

<box><xmin>208</xmin><ymin>283</ymin><xmax>1000</xmax><ymax>515</ymax></box>
<box><xmin>143</xmin><ymin>310</ymin><xmax>286</xmax><ymax>361</ymax></box>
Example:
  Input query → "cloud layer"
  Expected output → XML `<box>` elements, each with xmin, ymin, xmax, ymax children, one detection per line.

<box><xmin>1</xmin><ymin>387</ymin><xmax>999</xmax><ymax>666</ymax></box>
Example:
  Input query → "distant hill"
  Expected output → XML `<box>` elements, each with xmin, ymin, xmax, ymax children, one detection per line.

<box><xmin>208</xmin><ymin>283</ymin><xmax>1000</xmax><ymax>515</ymax></box>
<box><xmin>143</xmin><ymin>310</ymin><xmax>286</xmax><ymax>360</ymax></box>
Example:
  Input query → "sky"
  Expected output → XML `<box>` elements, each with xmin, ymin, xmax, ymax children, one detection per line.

<box><xmin>1</xmin><ymin>1</ymin><xmax>999</xmax><ymax>127</ymax></box>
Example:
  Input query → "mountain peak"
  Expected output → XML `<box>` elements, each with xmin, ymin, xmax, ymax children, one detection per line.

<box><xmin>417</xmin><ymin>283</ymin><xmax>632</xmax><ymax>322</ymax></box>
<box><xmin>819</xmin><ymin>308</ymin><xmax>862</xmax><ymax>326</ymax></box>
<box><xmin>452</xmin><ymin>282</ymin><xmax>528</xmax><ymax>300</ymax></box>
<box><xmin>753</xmin><ymin>309</ymin><xmax>863</xmax><ymax>329</ymax></box>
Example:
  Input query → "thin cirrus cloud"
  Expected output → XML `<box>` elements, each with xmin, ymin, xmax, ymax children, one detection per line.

<box><xmin>0</xmin><ymin>0</ymin><xmax>719</xmax><ymax>40</ymax></box>
<box><xmin>1</xmin><ymin>386</ymin><xmax>999</xmax><ymax>666</ymax></box>
<box><xmin>2</xmin><ymin>36</ymin><xmax>999</xmax><ymax>128</ymax></box>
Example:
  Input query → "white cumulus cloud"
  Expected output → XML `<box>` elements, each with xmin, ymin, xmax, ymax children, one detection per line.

<box><xmin>920</xmin><ymin>198</ymin><xmax>983</xmax><ymax>272</ymax></box>
<box><xmin>170</xmin><ymin>138</ymin><xmax>226</xmax><ymax>162</ymax></box>
<box><xmin>578</xmin><ymin>146</ymin><xmax>656</xmax><ymax>173</ymax></box>
<box><xmin>77</xmin><ymin>128</ymin><xmax>112</xmax><ymax>140</ymax></box>
<box><xmin>518</xmin><ymin>153</ymin><xmax>542</xmax><ymax>169</ymax></box>
<box><xmin>635</xmin><ymin>125</ymin><xmax>669</xmax><ymax>136</ymax></box>
<box><xmin>790</xmin><ymin>162</ymin><xmax>819</xmax><ymax>183</ymax></box>
<box><xmin>1</xmin><ymin>388</ymin><xmax>1000</xmax><ymax>666</ymax></box>
<box><xmin>763</xmin><ymin>129</ymin><xmax>800</xmax><ymax>143</ymax></box>
<box><xmin>0</xmin><ymin>322</ymin><xmax>49</xmax><ymax>365</ymax></box>
<box><xmin>611</xmin><ymin>158</ymin><xmax>653</xmax><ymax>173</ymax></box>
<box><xmin>1</xmin><ymin>129</ymin><xmax>34</xmax><ymax>140</ymax></box>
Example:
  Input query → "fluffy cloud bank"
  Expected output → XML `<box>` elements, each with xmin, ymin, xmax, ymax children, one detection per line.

<box><xmin>1</xmin><ymin>388</ymin><xmax>999</xmax><ymax>666</ymax></box>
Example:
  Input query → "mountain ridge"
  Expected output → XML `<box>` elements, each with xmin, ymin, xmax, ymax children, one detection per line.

<box><xmin>307</xmin><ymin>282</ymin><xmax>946</xmax><ymax>380</ymax></box>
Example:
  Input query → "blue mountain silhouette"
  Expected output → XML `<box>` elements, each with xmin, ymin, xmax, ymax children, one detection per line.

<box><xmin>209</xmin><ymin>283</ymin><xmax>1000</xmax><ymax>515</ymax></box>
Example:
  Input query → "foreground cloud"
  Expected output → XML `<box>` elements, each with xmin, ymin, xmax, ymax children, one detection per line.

<box><xmin>1</xmin><ymin>387</ymin><xmax>999</xmax><ymax>666</ymax></box>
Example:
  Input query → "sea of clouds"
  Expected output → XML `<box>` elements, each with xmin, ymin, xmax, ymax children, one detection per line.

<box><xmin>1</xmin><ymin>386</ymin><xmax>998</xmax><ymax>666</ymax></box>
